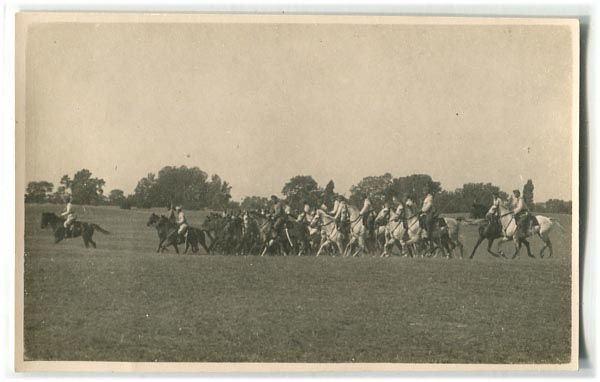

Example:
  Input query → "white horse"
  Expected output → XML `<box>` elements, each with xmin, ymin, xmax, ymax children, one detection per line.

<box><xmin>343</xmin><ymin>205</ymin><xmax>368</xmax><ymax>257</ymax></box>
<box><xmin>375</xmin><ymin>207</ymin><xmax>464</xmax><ymax>258</ymax></box>
<box><xmin>487</xmin><ymin>204</ymin><xmax>561</xmax><ymax>259</ymax></box>
<box><xmin>310</xmin><ymin>209</ymin><xmax>344</xmax><ymax>256</ymax></box>
<box><xmin>375</xmin><ymin>207</ymin><xmax>407</xmax><ymax>257</ymax></box>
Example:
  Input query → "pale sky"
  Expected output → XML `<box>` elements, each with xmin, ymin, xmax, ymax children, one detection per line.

<box><xmin>23</xmin><ymin>19</ymin><xmax>575</xmax><ymax>202</ymax></box>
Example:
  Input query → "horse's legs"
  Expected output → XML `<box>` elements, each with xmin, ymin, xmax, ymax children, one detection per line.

<box><xmin>538</xmin><ymin>233</ymin><xmax>552</xmax><ymax>258</ymax></box>
<box><xmin>390</xmin><ymin>240</ymin><xmax>404</xmax><ymax>255</ymax></box>
<box><xmin>355</xmin><ymin>236</ymin><xmax>366</xmax><ymax>257</ymax></box>
<box><xmin>486</xmin><ymin>238</ymin><xmax>501</xmax><ymax>258</ymax></box>
<box><xmin>511</xmin><ymin>238</ymin><xmax>521</xmax><ymax>259</ymax></box>
<box><xmin>157</xmin><ymin>237</ymin><xmax>166</xmax><ymax>253</ymax></box>
<box><xmin>200</xmin><ymin>240</ymin><xmax>210</xmax><ymax>255</ymax></box>
<box><xmin>441</xmin><ymin>236</ymin><xmax>452</xmax><ymax>259</ymax></box>
<box><xmin>381</xmin><ymin>239</ymin><xmax>390</xmax><ymax>257</ymax></box>
<box><xmin>523</xmin><ymin>239</ymin><xmax>535</xmax><ymax>258</ymax></box>
<box><xmin>173</xmin><ymin>243</ymin><xmax>180</xmax><ymax>254</ymax></box>
<box><xmin>470</xmin><ymin>236</ymin><xmax>484</xmax><ymax>259</ymax></box>
<box><xmin>497</xmin><ymin>237</ymin><xmax>512</xmax><ymax>257</ymax></box>
<box><xmin>546</xmin><ymin>238</ymin><xmax>553</xmax><ymax>258</ymax></box>
<box><xmin>83</xmin><ymin>235</ymin><xmax>96</xmax><ymax>248</ymax></box>
<box><xmin>316</xmin><ymin>240</ymin><xmax>329</xmax><ymax>257</ymax></box>
<box><xmin>457</xmin><ymin>239</ymin><xmax>464</xmax><ymax>259</ymax></box>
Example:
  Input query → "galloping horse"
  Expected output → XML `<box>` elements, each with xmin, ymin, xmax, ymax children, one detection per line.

<box><xmin>479</xmin><ymin>204</ymin><xmax>559</xmax><ymax>259</ymax></box>
<box><xmin>343</xmin><ymin>205</ymin><xmax>368</xmax><ymax>257</ymax></box>
<box><xmin>246</xmin><ymin>211</ymin><xmax>288</xmax><ymax>256</ymax></box>
<box><xmin>41</xmin><ymin>212</ymin><xmax>109</xmax><ymax>248</ymax></box>
<box><xmin>468</xmin><ymin>217</ymin><xmax>505</xmax><ymax>259</ymax></box>
<box><xmin>373</xmin><ymin>209</ymin><xmax>391</xmax><ymax>249</ymax></box>
<box><xmin>376</xmin><ymin>206</ymin><xmax>463</xmax><ymax>258</ymax></box>
<box><xmin>297</xmin><ymin>212</ymin><xmax>322</xmax><ymax>254</ymax></box>
<box><xmin>310</xmin><ymin>209</ymin><xmax>345</xmax><ymax>256</ymax></box>
<box><xmin>146</xmin><ymin>213</ymin><xmax>211</xmax><ymax>254</ymax></box>
<box><xmin>239</xmin><ymin>212</ymin><xmax>262</xmax><ymax>255</ymax></box>
<box><xmin>375</xmin><ymin>208</ymin><xmax>406</xmax><ymax>257</ymax></box>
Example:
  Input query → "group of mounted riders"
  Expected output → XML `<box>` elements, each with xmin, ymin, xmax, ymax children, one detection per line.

<box><xmin>48</xmin><ymin>183</ymin><xmax>544</xmax><ymax>258</ymax></box>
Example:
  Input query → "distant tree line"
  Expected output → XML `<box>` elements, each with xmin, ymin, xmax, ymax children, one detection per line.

<box><xmin>26</xmin><ymin>169</ymin><xmax>572</xmax><ymax>215</ymax></box>
<box><xmin>25</xmin><ymin>166</ymin><xmax>234</xmax><ymax>211</ymax></box>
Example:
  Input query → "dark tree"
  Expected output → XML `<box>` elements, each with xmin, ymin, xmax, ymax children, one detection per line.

<box><xmin>523</xmin><ymin>179</ymin><xmax>535</xmax><ymax>207</ymax></box>
<box><xmin>323</xmin><ymin>180</ymin><xmax>336</xmax><ymax>209</ymax></box>
<box><xmin>132</xmin><ymin>173</ymin><xmax>159</xmax><ymax>208</ymax></box>
<box><xmin>60</xmin><ymin>169</ymin><xmax>105</xmax><ymax>205</ymax></box>
<box><xmin>25</xmin><ymin>181</ymin><xmax>54</xmax><ymax>203</ymax></box>
<box><xmin>387</xmin><ymin>174</ymin><xmax>441</xmax><ymax>205</ymax></box>
<box><xmin>281</xmin><ymin>175</ymin><xmax>322</xmax><ymax>212</ymax></box>
<box><xmin>240</xmin><ymin>196</ymin><xmax>271</xmax><ymax>212</ymax></box>
<box><xmin>349</xmin><ymin>173</ymin><xmax>393</xmax><ymax>210</ymax></box>
<box><xmin>108</xmin><ymin>189</ymin><xmax>126</xmax><ymax>205</ymax></box>
<box><xmin>131</xmin><ymin>166</ymin><xmax>233</xmax><ymax>210</ymax></box>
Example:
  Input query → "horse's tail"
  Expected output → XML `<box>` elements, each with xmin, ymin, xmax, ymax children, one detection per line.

<box><xmin>91</xmin><ymin>224</ymin><xmax>110</xmax><ymax>234</ymax></box>
<box><xmin>549</xmin><ymin>218</ymin><xmax>566</xmax><ymax>234</ymax></box>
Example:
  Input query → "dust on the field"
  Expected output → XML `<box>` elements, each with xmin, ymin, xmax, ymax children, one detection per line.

<box><xmin>23</xmin><ymin>204</ymin><xmax>572</xmax><ymax>363</ymax></box>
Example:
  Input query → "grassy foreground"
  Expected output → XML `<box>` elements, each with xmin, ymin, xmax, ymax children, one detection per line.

<box><xmin>23</xmin><ymin>204</ymin><xmax>572</xmax><ymax>363</ymax></box>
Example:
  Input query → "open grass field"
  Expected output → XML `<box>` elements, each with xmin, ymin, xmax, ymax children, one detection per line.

<box><xmin>23</xmin><ymin>204</ymin><xmax>573</xmax><ymax>363</ymax></box>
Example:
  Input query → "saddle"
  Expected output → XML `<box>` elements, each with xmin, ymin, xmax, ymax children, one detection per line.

<box><xmin>65</xmin><ymin>222</ymin><xmax>80</xmax><ymax>238</ymax></box>
<box><xmin>417</xmin><ymin>213</ymin><xmax>446</xmax><ymax>231</ymax></box>
<box><xmin>437</xmin><ymin>217</ymin><xmax>447</xmax><ymax>228</ymax></box>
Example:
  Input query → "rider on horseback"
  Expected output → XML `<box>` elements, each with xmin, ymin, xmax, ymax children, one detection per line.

<box><xmin>419</xmin><ymin>185</ymin><xmax>436</xmax><ymax>247</ymax></box>
<box><xmin>512</xmin><ymin>189</ymin><xmax>531</xmax><ymax>240</ymax></box>
<box><xmin>359</xmin><ymin>193</ymin><xmax>374</xmax><ymax>238</ymax></box>
<box><xmin>61</xmin><ymin>196</ymin><xmax>76</xmax><ymax>238</ymax></box>
<box><xmin>270</xmin><ymin>195</ymin><xmax>287</xmax><ymax>239</ymax></box>
<box><xmin>392</xmin><ymin>195</ymin><xmax>407</xmax><ymax>231</ymax></box>
<box><xmin>486</xmin><ymin>192</ymin><xmax>505</xmax><ymax>221</ymax></box>
<box><xmin>333</xmin><ymin>195</ymin><xmax>350</xmax><ymax>240</ymax></box>
<box><xmin>173</xmin><ymin>206</ymin><xmax>189</xmax><ymax>245</ymax></box>
<box><xmin>296</xmin><ymin>200</ymin><xmax>313</xmax><ymax>224</ymax></box>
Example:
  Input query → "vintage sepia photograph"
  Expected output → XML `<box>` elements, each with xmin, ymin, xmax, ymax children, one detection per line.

<box><xmin>15</xmin><ymin>13</ymin><xmax>579</xmax><ymax>372</ymax></box>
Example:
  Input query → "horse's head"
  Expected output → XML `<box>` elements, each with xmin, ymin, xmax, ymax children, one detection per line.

<box><xmin>310</xmin><ymin>211</ymin><xmax>322</xmax><ymax>228</ymax></box>
<box><xmin>486</xmin><ymin>205</ymin><xmax>498</xmax><ymax>219</ymax></box>
<box><xmin>375</xmin><ymin>208</ymin><xmax>390</xmax><ymax>225</ymax></box>
<box><xmin>41</xmin><ymin>212</ymin><xmax>55</xmax><ymax>229</ymax></box>
<box><xmin>146</xmin><ymin>213</ymin><xmax>160</xmax><ymax>227</ymax></box>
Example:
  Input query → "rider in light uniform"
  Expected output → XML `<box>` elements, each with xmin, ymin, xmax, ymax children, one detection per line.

<box><xmin>61</xmin><ymin>196</ymin><xmax>76</xmax><ymax>238</ymax></box>
<box><xmin>359</xmin><ymin>193</ymin><xmax>373</xmax><ymax>237</ymax></box>
<box><xmin>329</xmin><ymin>197</ymin><xmax>340</xmax><ymax>216</ymax></box>
<box><xmin>392</xmin><ymin>195</ymin><xmax>406</xmax><ymax>229</ymax></box>
<box><xmin>172</xmin><ymin>206</ymin><xmax>189</xmax><ymax>244</ymax></box>
<box><xmin>333</xmin><ymin>195</ymin><xmax>350</xmax><ymax>237</ymax></box>
<box><xmin>419</xmin><ymin>186</ymin><xmax>436</xmax><ymax>244</ymax></box>
<box><xmin>511</xmin><ymin>190</ymin><xmax>529</xmax><ymax>239</ymax></box>
<box><xmin>297</xmin><ymin>200</ymin><xmax>312</xmax><ymax>223</ymax></box>
<box><xmin>486</xmin><ymin>192</ymin><xmax>505</xmax><ymax>221</ymax></box>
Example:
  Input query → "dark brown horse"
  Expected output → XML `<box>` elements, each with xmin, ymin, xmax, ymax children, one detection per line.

<box><xmin>468</xmin><ymin>218</ymin><xmax>506</xmax><ymax>259</ymax></box>
<box><xmin>146</xmin><ymin>213</ymin><xmax>211</xmax><ymax>254</ymax></box>
<box><xmin>41</xmin><ymin>212</ymin><xmax>110</xmax><ymax>248</ymax></box>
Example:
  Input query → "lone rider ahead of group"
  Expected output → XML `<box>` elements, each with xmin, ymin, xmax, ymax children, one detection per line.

<box><xmin>61</xmin><ymin>196</ymin><xmax>77</xmax><ymax>238</ymax></box>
